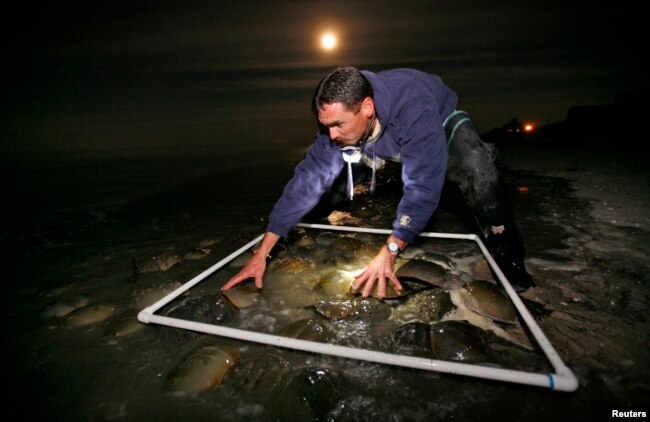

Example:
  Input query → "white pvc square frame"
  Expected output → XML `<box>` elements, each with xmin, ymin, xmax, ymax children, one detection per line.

<box><xmin>138</xmin><ymin>223</ymin><xmax>578</xmax><ymax>392</ymax></box>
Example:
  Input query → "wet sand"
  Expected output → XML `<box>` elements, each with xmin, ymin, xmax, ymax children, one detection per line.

<box><xmin>3</xmin><ymin>140</ymin><xmax>648</xmax><ymax>420</ymax></box>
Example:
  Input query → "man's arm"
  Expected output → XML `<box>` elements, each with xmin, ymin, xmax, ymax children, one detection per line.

<box><xmin>223</xmin><ymin>135</ymin><xmax>342</xmax><ymax>292</ymax></box>
<box><xmin>392</xmin><ymin>109</ymin><xmax>448</xmax><ymax>243</ymax></box>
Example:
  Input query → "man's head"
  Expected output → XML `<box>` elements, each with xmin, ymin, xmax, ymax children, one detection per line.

<box><xmin>312</xmin><ymin>66</ymin><xmax>375</xmax><ymax>147</ymax></box>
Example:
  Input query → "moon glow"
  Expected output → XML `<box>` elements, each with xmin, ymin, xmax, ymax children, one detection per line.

<box><xmin>321</xmin><ymin>33</ymin><xmax>337</xmax><ymax>50</ymax></box>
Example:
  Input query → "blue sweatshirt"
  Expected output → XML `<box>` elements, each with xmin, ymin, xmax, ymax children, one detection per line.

<box><xmin>267</xmin><ymin>68</ymin><xmax>457</xmax><ymax>243</ymax></box>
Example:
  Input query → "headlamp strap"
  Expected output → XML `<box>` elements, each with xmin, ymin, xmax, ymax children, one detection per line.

<box><xmin>341</xmin><ymin>146</ymin><xmax>361</xmax><ymax>200</ymax></box>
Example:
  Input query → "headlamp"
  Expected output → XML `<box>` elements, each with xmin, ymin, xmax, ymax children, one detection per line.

<box><xmin>341</xmin><ymin>146</ymin><xmax>362</xmax><ymax>163</ymax></box>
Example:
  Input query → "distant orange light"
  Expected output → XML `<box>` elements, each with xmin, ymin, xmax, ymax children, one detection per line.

<box><xmin>523</xmin><ymin>123</ymin><xmax>535</xmax><ymax>132</ymax></box>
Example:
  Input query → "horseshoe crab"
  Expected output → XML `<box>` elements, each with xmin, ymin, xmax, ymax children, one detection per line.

<box><xmin>391</xmin><ymin>321</ymin><xmax>433</xmax><ymax>358</ymax></box>
<box><xmin>157</xmin><ymin>294</ymin><xmax>235</xmax><ymax>344</ymax></box>
<box><xmin>294</xmin><ymin>233</ymin><xmax>316</xmax><ymax>248</ymax></box>
<box><xmin>451</xmin><ymin>279</ymin><xmax>517</xmax><ymax>323</ymax></box>
<box><xmin>166</xmin><ymin>344</ymin><xmax>239</xmax><ymax>394</ymax></box>
<box><xmin>104</xmin><ymin>309</ymin><xmax>147</xmax><ymax>337</ymax></box>
<box><xmin>221</xmin><ymin>281</ymin><xmax>261</xmax><ymax>309</ymax></box>
<box><xmin>354</xmin><ymin>242</ymin><xmax>379</xmax><ymax>261</ymax></box>
<box><xmin>395</xmin><ymin>258</ymin><xmax>447</xmax><ymax>287</ymax></box>
<box><xmin>183</xmin><ymin>248</ymin><xmax>210</xmax><ymax>260</ymax></box>
<box><xmin>198</xmin><ymin>235</ymin><xmax>223</xmax><ymax>248</ymax></box>
<box><xmin>268</xmin><ymin>256</ymin><xmax>315</xmax><ymax>274</ymax></box>
<box><xmin>229</xmin><ymin>351</ymin><xmax>289</xmax><ymax>395</ymax></box>
<box><xmin>228</xmin><ymin>250</ymin><xmax>254</xmax><ymax>268</ymax></box>
<box><xmin>314</xmin><ymin>296</ymin><xmax>392</xmax><ymax>322</ymax></box>
<box><xmin>328</xmin><ymin>236</ymin><xmax>363</xmax><ymax>252</ymax></box>
<box><xmin>390</xmin><ymin>288</ymin><xmax>455</xmax><ymax>323</ymax></box>
<box><xmin>470</xmin><ymin>258</ymin><xmax>495</xmax><ymax>281</ymax></box>
<box><xmin>129</xmin><ymin>281</ymin><xmax>182</xmax><ymax>310</ymax></box>
<box><xmin>429</xmin><ymin>320</ymin><xmax>490</xmax><ymax>363</ymax></box>
<box><xmin>313</xmin><ymin>270</ymin><xmax>355</xmax><ymax>299</ymax></box>
<box><xmin>415</xmin><ymin>252</ymin><xmax>455</xmax><ymax>271</ymax></box>
<box><xmin>135</xmin><ymin>251</ymin><xmax>183</xmax><ymax>273</ymax></box>
<box><xmin>42</xmin><ymin>295</ymin><xmax>90</xmax><ymax>318</ymax></box>
<box><xmin>315</xmin><ymin>231</ymin><xmax>339</xmax><ymax>246</ymax></box>
<box><xmin>64</xmin><ymin>303</ymin><xmax>115</xmax><ymax>326</ymax></box>
<box><xmin>277</xmin><ymin>318</ymin><xmax>337</xmax><ymax>343</ymax></box>
<box><xmin>445</xmin><ymin>280</ymin><xmax>534</xmax><ymax>350</ymax></box>
<box><xmin>274</xmin><ymin>368</ymin><xmax>348</xmax><ymax>422</ymax></box>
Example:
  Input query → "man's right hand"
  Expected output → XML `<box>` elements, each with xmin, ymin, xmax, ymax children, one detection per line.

<box><xmin>220</xmin><ymin>231</ymin><xmax>280</xmax><ymax>291</ymax></box>
<box><xmin>221</xmin><ymin>252</ymin><xmax>267</xmax><ymax>291</ymax></box>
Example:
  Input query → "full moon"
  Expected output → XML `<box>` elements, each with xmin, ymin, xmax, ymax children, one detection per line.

<box><xmin>321</xmin><ymin>33</ymin><xmax>337</xmax><ymax>50</ymax></box>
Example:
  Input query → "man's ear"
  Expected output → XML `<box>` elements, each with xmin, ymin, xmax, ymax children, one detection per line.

<box><xmin>362</xmin><ymin>97</ymin><xmax>375</xmax><ymax>118</ymax></box>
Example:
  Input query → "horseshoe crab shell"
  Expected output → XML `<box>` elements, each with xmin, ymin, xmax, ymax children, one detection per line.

<box><xmin>390</xmin><ymin>288</ymin><xmax>455</xmax><ymax>323</ymax></box>
<box><xmin>104</xmin><ymin>309</ymin><xmax>147</xmax><ymax>337</ymax></box>
<box><xmin>274</xmin><ymin>367</ymin><xmax>348</xmax><ymax>422</ymax></box>
<box><xmin>136</xmin><ymin>251</ymin><xmax>183</xmax><ymax>273</ymax></box>
<box><xmin>354</xmin><ymin>243</ymin><xmax>379</xmax><ymax>261</ymax></box>
<box><xmin>294</xmin><ymin>234</ymin><xmax>316</xmax><ymax>248</ymax></box>
<box><xmin>222</xmin><ymin>281</ymin><xmax>261</xmax><ymax>309</ymax></box>
<box><xmin>430</xmin><ymin>320</ymin><xmax>490</xmax><ymax>362</ymax></box>
<box><xmin>453</xmin><ymin>279</ymin><xmax>517</xmax><ymax>323</ymax></box>
<box><xmin>391</xmin><ymin>321</ymin><xmax>433</xmax><ymax>358</ymax></box>
<box><xmin>315</xmin><ymin>231</ymin><xmax>339</xmax><ymax>245</ymax></box>
<box><xmin>158</xmin><ymin>294</ymin><xmax>234</xmax><ymax>344</ymax></box>
<box><xmin>64</xmin><ymin>303</ymin><xmax>116</xmax><ymax>326</ymax></box>
<box><xmin>268</xmin><ymin>256</ymin><xmax>315</xmax><ymax>274</ymax></box>
<box><xmin>183</xmin><ymin>248</ymin><xmax>210</xmax><ymax>260</ymax></box>
<box><xmin>446</xmin><ymin>281</ymin><xmax>534</xmax><ymax>350</ymax></box>
<box><xmin>229</xmin><ymin>351</ymin><xmax>289</xmax><ymax>395</ymax></box>
<box><xmin>166</xmin><ymin>344</ymin><xmax>239</xmax><ymax>394</ymax></box>
<box><xmin>277</xmin><ymin>318</ymin><xmax>337</xmax><ymax>343</ymax></box>
<box><xmin>328</xmin><ymin>236</ymin><xmax>363</xmax><ymax>252</ymax></box>
<box><xmin>413</xmin><ymin>252</ymin><xmax>455</xmax><ymax>271</ymax></box>
<box><xmin>314</xmin><ymin>296</ymin><xmax>392</xmax><ymax>322</ymax></box>
<box><xmin>42</xmin><ymin>295</ymin><xmax>90</xmax><ymax>318</ymax></box>
<box><xmin>313</xmin><ymin>271</ymin><xmax>355</xmax><ymax>299</ymax></box>
<box><xmin>129</xmin><ymin>281</ymin><xmax>182</xmax><ymax>310</ymax></box>
<box><xmin>198</xmin><ymin>235</ymin><xmax>223</xmax><ymax>248</ymax></box>
<box><xmin>228</xmin><ymin>250</ymin><xmax>254</xmax><ymax>268</ymax></box>
<box><xmin>395</xmin><ymin>258</ymin><xmax>447</xmax><ymax>287</ymax></box>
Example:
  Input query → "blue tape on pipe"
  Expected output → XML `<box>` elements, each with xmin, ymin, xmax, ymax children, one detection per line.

<box><xmin>547</xmin><ymin>374</ymin><xmax>555</xmax><ymax>389</ymax></box>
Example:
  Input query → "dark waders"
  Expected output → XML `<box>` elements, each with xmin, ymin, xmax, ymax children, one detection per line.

<box><xmin>444</xmin><ymin>110</ymin><xmax>534</xmax><ymax>292</ymax></box>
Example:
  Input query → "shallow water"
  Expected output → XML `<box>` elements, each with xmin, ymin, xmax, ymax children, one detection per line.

<box><xmin>4</xmin><ymin>143</ymin><xmax>648</xmax><ymax>420</ymax></box>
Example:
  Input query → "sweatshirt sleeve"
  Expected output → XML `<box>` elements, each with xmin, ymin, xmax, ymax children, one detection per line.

<box><xmin>392</xmin><ymin>108</ymin><xmax>448</xmax><ymax>242</ymax></box>
<box><xmin>266</xmin><ymin>134</ymin><xmax>344</xmax><ymax>237</ymax></box>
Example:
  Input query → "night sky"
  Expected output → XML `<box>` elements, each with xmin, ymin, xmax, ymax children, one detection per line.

<box><xmin>2</xmin><ymin>0</ymin><xmax>645</xmax><ymax>152</ymax></box>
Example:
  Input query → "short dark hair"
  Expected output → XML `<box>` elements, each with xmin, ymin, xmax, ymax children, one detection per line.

<box><xmin>311</xmin><ymin>66</ymin><xmax>373</xmax><ymax>116</ymax></box>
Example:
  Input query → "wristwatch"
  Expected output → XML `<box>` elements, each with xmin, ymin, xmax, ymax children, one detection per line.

<box><xmin>387</xmin><ymin>241</ymin><xmax>401</xmax><ymax>255</ymax></box>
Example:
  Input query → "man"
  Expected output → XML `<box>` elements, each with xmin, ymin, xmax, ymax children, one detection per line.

<box><xmin>222</xmin><ymin>67</ymin><xmax>534</xmax><ymax>297</ymax></box>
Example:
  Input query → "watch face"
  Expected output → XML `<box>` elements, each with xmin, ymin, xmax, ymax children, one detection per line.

<box><xmin>388</xmin><ymin>242</ymin><xmax>399</xmax><ymax>253</ymax></box>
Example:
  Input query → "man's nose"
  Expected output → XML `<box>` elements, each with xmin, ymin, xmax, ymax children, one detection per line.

<box><xmin>329</xmin><ymin>128</ymin><xmax>340</xmax><ymax>139</ymax></box>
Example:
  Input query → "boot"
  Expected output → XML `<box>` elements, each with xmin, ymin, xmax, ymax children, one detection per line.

<box><xmin>484</xmin><ymin>223</ymin><xmax>535</xmax><ymax>293</ymax></box>
<box><xmin>443</xmin><ymin>110</ymin><xmax>535</xmax><ymax>292</ymax></box>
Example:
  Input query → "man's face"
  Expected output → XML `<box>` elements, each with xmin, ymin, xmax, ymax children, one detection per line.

<box><xmin>317</xmin><ymin>101</ymin><xmax>372</xmax><ymax>147</ymax></box>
